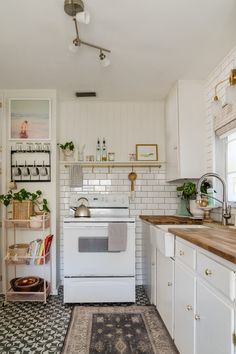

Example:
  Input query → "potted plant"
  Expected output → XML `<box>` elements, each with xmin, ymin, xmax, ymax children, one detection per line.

<box><xmin>0</xmin><ymin>188</ymin><xmax>50</xmax><ymax>219</ymax></box>
<box><xmin>177</xmin><ymin>182</ymin><xmax>203</xmax><ymax>217</ymax></box>
<box><xmin>58</xmin><ymin>141</ymin><xmax>75</xmax><ymax>161</ymax></box>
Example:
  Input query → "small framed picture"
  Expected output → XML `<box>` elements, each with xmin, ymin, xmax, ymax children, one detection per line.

<box><xmin>9</xmin><ymin>98</ymin><xmax>51</xmax><ymax>140</ymax></box>
<box><xmin>136</xmin><ymin>144</ymin><xmax>158</xmax><ymax>161</ymax></box>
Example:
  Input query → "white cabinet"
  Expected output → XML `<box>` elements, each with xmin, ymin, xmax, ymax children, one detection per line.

<box><xmin>142</xmin><ymin>221</ymin><xmax>153</xmax><ymax>301</ymax></box>
<box><xmin>156</xmin><ymin>250</ymin><xmax>174</xmax><ymax>338</ymax></box>
<box><xmin>174</xmin><ymin>261</ymin><xmax>196</xmax><ymax>354</ymax></box>
<box><xmin>173</xmin><ymin>237</ymin><xmax>236</xmax><ymax>354</ymax></box>
<box><xmin>165</xmin><ymin>80</ymin><xmax>205</xmax><ymax>181</ymax></box>
<box><xmin>196</xmin><ymin>280</ymin><xmax>234</xmax><ymax>354</ymax></box>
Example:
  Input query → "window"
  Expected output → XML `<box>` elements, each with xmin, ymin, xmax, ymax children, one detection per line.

<box><xmin>226</xmin><ymin>131</ymin><xmax>236</xmax><ymax>202</ymax></box>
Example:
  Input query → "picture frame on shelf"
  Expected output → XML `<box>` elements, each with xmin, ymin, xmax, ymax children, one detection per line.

<box><xmin>136</xmin><ymin>144</ymin><xmax>158</xmax><ymax>161</ymax></box>
<box><xmin>9</xmin><ymin>98</ymin><xmax>51</xmax><ymax>140</ymax></box>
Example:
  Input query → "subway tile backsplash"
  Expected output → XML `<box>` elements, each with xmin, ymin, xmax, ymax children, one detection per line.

<box><xmin>59</xmin><ymin>164</ymin><xmax>178</xmax><ymax>284</ymax></box>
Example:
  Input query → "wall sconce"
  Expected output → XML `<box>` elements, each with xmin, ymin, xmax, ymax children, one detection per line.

<box><xmin>64</xmin><ymin>0</ymin><xmax>111</xmax><ymax>66</ymax></box>
<box><xmin>212</xmin><ymin>69</ymin><xmax>236</xmax><ymax>116</ymax></box>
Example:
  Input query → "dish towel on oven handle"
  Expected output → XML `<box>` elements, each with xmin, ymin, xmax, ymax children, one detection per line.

<box><xmin>108</xmin><ymin>223</ymin><xmax>127</xmax><ymax>252</ymax></box>
<box><xmin>69</xmin><ymin>164</ymin><xmax>83</xmax><ymax>188</ymax></box>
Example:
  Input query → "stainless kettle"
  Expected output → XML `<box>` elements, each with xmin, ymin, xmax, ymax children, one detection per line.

<box><xmin>72</xmin><ymin>197</ymin><xmax>90</xmax><ymax>217</ymax></box>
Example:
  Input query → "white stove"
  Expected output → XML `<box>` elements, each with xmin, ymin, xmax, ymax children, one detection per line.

<box><xmin>63</xmin><ymin>194</ymin><xmax>135</xmax><ymax>303</ymax></box>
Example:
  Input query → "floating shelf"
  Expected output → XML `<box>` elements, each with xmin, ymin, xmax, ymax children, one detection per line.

<box><xmin>60</xmin><ymin>161</ymin><xmax>165</xmax><ymax>168</ymax></box>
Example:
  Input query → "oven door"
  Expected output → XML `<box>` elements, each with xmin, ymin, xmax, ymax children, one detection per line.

<box><xmin>63</xmin><ymin>222</ymin><xmax>135</xmax><ymax>277</ymax></box>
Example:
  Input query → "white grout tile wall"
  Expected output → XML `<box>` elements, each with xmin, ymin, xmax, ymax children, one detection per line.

<box><xmin>205</xmin><ymin>45</ymin><xmax>236</xmax><ymax>222</ymax></box>
<box><xmin>205</xmin><ymin>45</ymin><xmax>236</xmax><ymax>172</ymax></box>
<box><xmin>59</xmin><ymin>164</ymin><xmax>178</xmax><ymax>285</ymax></box>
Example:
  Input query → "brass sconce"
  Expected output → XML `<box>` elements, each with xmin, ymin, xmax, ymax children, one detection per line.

<box><xmin>212</xmin><ymin>68</ymin><xmax>236</xmax><ymax>116</ymax></box>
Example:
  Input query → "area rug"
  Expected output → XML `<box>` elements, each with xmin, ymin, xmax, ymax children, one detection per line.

<box><xmin>62</xmin><ymin>306</ymin><xmax>177</xmax><ymax>354</ymax></box>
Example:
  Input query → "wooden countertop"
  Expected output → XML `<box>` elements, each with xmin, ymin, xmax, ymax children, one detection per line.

<box><xmin>140</xmin><ymin>215</ymin><xmax>202</xmax><ymax>225</ymax></box>
<box><xmin>169</xmin><ymin>227</ymin><xmax>236</xmax><ymax>264</ymax></box>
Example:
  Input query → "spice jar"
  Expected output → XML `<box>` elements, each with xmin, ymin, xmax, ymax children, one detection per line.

<box><xmin>108</xmin><ymin>152</ymin><xmax>115</xmax><ymax>161</ymax></box>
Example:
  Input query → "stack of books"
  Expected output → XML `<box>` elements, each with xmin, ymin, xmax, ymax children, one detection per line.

<box><xmin>26</xmin><ymin>235</ymin><xmax>53</xmax><ymax>265</ymax></box>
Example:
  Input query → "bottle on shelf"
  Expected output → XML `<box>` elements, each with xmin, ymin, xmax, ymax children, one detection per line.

<box><xmin>96</xmin><ymin>138</ymin><xmax>101</xmax><ymax>161</ymax></box>
<box><xmin>102</xmin><ymin>138</ymin><xmax>107</xmax><ymax>161</ymax></box>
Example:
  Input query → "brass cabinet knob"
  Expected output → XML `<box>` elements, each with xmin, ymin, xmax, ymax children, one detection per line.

<box><xmin>205</xmin><ymin>268</ymin><xmax>212</xmax><ymax>276</ymax></box>
<box><xmin>195</xmin><ymin>314</ymin><xmax>201</xmax><ymax>320</ymax></box>
<box><xmin>179</xmin><ymin>250</ymin><xmax>185</xmax><ymax>256</ymax></box>
<box><xmin>186</xmin><ymin>305</ymin><xmax>193</xmax><ymax>311</ymax></box>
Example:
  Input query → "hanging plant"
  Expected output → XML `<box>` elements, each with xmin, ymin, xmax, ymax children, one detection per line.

<box><xmin>0</xmin><ymin>188</ymin><xmax>50</xmax><ymax>213</ymax></box>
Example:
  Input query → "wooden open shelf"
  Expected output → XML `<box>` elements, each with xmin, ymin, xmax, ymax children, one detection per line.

<box><xmin>61</xmin><ymin>160</ymin><xmax>165</xmax><ymax>168</ymax></box>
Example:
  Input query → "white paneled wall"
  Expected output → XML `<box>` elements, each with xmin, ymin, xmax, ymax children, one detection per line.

<box><xmin>205</xmin><ymin>46</ymin><xmax>236</xmax><ymax>171</ymax></box>
<box><xmin>59</xmin><ymin>101</ymin><xmax>165</xmax><ymax>161</ymax></box>
<box><xmin>59</xmin><ymin>164</ymin><xmax>178</xmax><ymax>285</ymax></box>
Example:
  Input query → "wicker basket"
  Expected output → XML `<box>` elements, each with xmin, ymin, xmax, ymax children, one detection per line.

<box><xmin>12</xmin><ymin>200</ymin><xmax>33</xmax><ymax>220</ymax></box>
<box><xmin>8</xmin><ymin>243</ymin><xmax>29</xmax><ymax>264</ymax></box>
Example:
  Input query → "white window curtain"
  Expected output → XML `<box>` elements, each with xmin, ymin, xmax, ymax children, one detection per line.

<box><xmin>214</xmin><ymin>104</ymin><xmax>236</xmax><ymax>137</ymax></box>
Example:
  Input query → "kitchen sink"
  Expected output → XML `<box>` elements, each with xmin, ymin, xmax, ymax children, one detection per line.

<box><xmin>150</xmin><ymin>224</ymin><xmax>208</xmax><ymax>257</ymax></box>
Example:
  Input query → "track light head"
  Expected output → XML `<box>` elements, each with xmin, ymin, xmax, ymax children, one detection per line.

<box><xmin>99</xmin><ymin>50</ymin><xmax>110</xmax><ymax>67</ymax></box>
<box><xmin>76</xmin><ymin>11</ymin><xmax>90</xmax><ymax>24</ymax></box>
<box><xmin>64</xmin><ymin>0</ymin><xmax>84</xmax><ymax>17</ymax></box>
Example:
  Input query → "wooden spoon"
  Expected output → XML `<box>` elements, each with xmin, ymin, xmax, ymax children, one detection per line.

<box><xmin>128</xmin><ymin>172</ymin><xmax>137</xmax><ymax>192</ymax></box>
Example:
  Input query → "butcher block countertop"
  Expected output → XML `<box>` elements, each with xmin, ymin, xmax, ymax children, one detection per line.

<box><xmin>169</xmin><ymin>227</ymin><xmax>236</xmax><ymax>264</ymax></box>
<box><xmin>140</xmin><ymin>214</ymin><xmax>236</xmax><ymax>264</ymax></box>
<box><xmin>140</xmin><ymin>215</ymin><xmax>202</xmax><ymax>225</ymax></box>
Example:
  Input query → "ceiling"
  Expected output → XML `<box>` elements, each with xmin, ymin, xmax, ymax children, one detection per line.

<box><xmin>0</xmin><ymin>0</ymin><xmax>236</xmax><ymax>100</ymax></box>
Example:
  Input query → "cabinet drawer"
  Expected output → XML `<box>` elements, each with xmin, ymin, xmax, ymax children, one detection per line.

<box><xmin>197</xmin><ymin>252</ymin><xmax>235</xmax><ymax>301</ymax></box>
<box><xmin>175</xmin><ymin>238</ymin><xmax>196</xmax><ymax>270</ymax></box>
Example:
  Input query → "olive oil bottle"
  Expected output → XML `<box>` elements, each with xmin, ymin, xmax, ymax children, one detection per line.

<box><xmin>96</xmin><ymin>138</ymin><xmax>101</xmax><ymax>161</ymax></box>
<box><xmin>101</xmin><ymin>138</ymin><xmax>107</xmax><ymax>161</ymax></box>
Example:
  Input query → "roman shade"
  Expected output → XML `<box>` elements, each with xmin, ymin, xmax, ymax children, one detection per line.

<box><xmin>214</xmin><ymin>104</ymin><xmax>236</xmax><ymax>136</ymax></box>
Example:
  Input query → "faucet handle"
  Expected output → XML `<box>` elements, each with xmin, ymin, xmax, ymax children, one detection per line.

<box><xmin>223</xmin><ymin>204</ymin><xmax>231</xmax><ymax>220</ymax></box>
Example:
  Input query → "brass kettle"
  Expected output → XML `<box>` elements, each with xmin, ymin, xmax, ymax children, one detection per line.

<box><xmin>72</xmin><ymin>197</ymin><xmax>90</xmax><ymax>217</ymax></box>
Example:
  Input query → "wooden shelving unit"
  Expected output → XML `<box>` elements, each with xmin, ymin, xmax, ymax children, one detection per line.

<box><xmin>3</xmin><ymin>215</ymin><xmax>52</xmax><ymax>305</ymax></box>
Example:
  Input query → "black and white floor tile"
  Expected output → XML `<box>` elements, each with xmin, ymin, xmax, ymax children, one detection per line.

<box><xmin>0</xmin><ymin>286</ymin><xmax>149</xmax><ymax>353</ymax></box>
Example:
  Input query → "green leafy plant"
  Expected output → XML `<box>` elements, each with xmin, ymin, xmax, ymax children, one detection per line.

<box><xmin>58</xmin><ymin>141</ymin><xmax>75</xmax><ymax>151</ymax></box>
<box><xmin>0</xmin><ymin>189</ymin><xmax>50</xmax><ymax>213</ymax></box>
<box><xmin>177</xmin><ymin>182</ymin><xmax>197</xmax><ymax>200</ymax></box>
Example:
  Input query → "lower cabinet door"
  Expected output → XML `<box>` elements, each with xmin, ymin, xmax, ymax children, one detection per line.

<box><xmin>174</xmin><ymin>261</ymin><xmax>195</xmax><ymax>354</ymax></box>
<box><xmin>196</xmin><ymin>280</ymin><xmax>234</xmax><ymax>354</ymax></box>
<box><xmin>151</xmin><ymin>247</ymin><xmax>157</xmax><ymax>306</ymax></box>
<box><xmin>156</xmin><ymin>251</ymin><xmax>174</xmax><ymax>338</ymax></box>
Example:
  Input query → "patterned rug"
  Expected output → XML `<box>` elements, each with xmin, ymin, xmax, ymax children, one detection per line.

<box><xmin>62</xmin><ymin>306</ymin><xmax>177</xmax><ymax>354</ymax></box>
<box><xmin>0</xmin><ymin>286</ymin><xmax>149</xmax><ymax>353</ymax></box>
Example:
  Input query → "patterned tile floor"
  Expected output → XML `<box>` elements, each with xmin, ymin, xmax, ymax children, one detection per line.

<box><xmin>0</xmin><ymin>286</ymin><xmax>149</xmax><ymax>353</ymax></box>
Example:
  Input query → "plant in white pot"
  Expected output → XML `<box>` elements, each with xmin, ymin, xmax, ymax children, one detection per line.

<box><xmin>177</xmin><ymin>182</ymin><xmax>204</xmax><ymax>218</ymax></box>
<box><xmin>58</xmin><ymin>141</ymin><xmax>75</xmax><ymax>161</ymax></box>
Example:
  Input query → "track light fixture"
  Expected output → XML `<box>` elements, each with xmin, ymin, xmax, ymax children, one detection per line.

<box><xmin>64</xmin><ymin>0</ymin><xmax>111</xmax><ymax>65</ymax></box>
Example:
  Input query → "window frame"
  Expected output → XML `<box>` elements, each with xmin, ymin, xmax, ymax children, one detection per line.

<box><xmin>226</xmin><ymin>131</ymin><xmax>236</xmax><ymax>206</ymax></box>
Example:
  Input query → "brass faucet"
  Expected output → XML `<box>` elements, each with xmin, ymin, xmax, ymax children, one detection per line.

<box><xmin>196</xmin><ymin>173</ymin><xmax>231</xmax><ymax>226</ymax></box>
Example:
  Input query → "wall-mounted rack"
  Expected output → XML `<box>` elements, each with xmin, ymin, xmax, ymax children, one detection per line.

<box><xmin>61</xmin><ymin>160</ymin><xmax>164</xmax><ymax>171</ymax></box>
<box><xmin>11</xmin><ymin>150</ymin><xmax>51</xmax><ymax>183</ymax></box>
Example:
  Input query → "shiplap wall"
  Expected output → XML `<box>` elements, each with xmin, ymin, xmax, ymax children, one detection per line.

<box><xmin>58</xmin><ymin>101</ymin><xmax>178</xmax><ymax>284</ymax></box>
<box><xmin>59</xmin><ymin>101</ymin><xmax>165</xmax><ymax>161</ymax></box>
